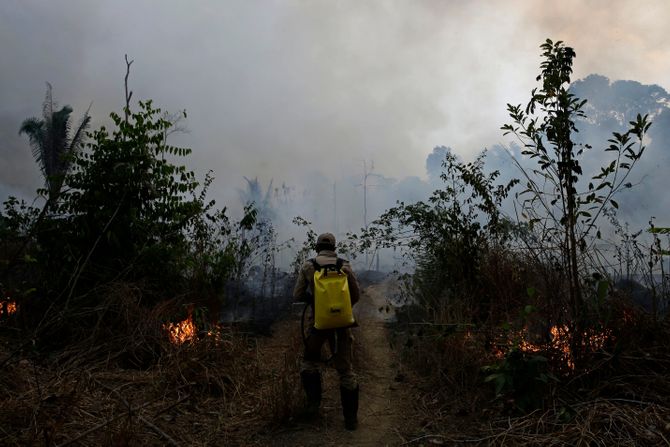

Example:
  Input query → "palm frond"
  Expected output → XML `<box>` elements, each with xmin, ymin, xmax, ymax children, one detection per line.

<box><xmin>19</xmin><ymin>117</ymin><xmax>47</xmax><ymax>177</ymax></box>
<box><xmin>67</xmin><ymin>103</ymin><xmax>92</xmax><ymax>155</ymax></box>
<box><xmin>50</xmin><ymin>105</ymin><xmax>73</xmax><ymax>172</ymax></box>
<box><xmin>20</xmin><ymin>83</ymin><xmax>91</xmax><ymax>198</ymax></box>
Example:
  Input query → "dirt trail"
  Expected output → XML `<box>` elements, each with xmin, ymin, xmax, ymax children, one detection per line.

<box><xmin>268</xmin><ymin>279</ymin><xmax>415</xmax><ymax>446</ymax></box>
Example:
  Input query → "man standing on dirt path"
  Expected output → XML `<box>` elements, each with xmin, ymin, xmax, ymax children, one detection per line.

<box><xmin>293</xmin><ymin>232</ymin><xmax>361</xmax><ymax>431</ymax></box>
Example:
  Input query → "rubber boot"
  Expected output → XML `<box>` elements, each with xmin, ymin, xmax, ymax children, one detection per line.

<box><xmin>300</xmin><ymin>370</ymin><xmax>322</xmax><ymax>417</ymax></box>
<box><xmin>340</xmin><ymin>385</ymin><xmax>359</xmax><ymax>431</ymax></box>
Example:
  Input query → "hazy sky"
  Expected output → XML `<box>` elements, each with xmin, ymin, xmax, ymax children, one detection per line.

<box><xmin>2</xmin><ymin>0</ymin><xmax>670</xmax><ymax>205</ymax></box>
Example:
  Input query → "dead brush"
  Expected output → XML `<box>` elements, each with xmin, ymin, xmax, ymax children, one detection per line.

<box><xmin>0</xmin><ymin>357</ymin><xmax>34</xmax><ymax>444</ymax></box>
<box><xmin>158</xmin><ymin>327</ymin><xmax>256</xmax><ymax>399</ymax></box>
<box><xmin>403</xmin><ymin>322</ymin><xmax>492</xmax><ymax>406</ymax></box>
<box><xmin>0</xmin><ymin>322</ymin><xmax>273</xmax><ymax>446</ymax></box>
<box><xmin>261</xmin><ymin>324</ymin><xmax>303</xmax><ymax>423</ymax></box>
<box><xmin>0</xmin><ymin>277</ymin><xmax>284</xmax><ymax>446</ymax></box>
<box><xmin>18</xmin><ymin>280</ymin><xmax>168</xmax><ymax>369</ymax></box>
<box><xmin>419</xmin><ymin>399</ymin><xmax>670</xmax><ymax>446</ymax></box>
<box><xmin>479</xmin><ymin>249</ymin><xmax>568</xmax><ymax>328</ymax></box>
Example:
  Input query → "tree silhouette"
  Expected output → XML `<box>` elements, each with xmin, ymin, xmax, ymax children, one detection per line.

<box><xmin>19</xmin><ymin>83</ymin><xmax>90</xmax><ymax>202</ymax></box>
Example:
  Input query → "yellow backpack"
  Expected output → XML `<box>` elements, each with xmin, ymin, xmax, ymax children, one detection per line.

<box><xmin>311</xmin><ymin>258</ymin><xmax>355</xmax><ymax>330</ymax></box>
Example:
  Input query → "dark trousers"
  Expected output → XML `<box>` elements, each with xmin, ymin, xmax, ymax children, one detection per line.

<box><xmin>301</xmin><ymin>327</ymin><xmax>357</xmax><ymax>390</ymax></box>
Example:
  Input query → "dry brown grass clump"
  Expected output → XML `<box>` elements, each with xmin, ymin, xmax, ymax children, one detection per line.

<box><xmin>394</xmin><ymin>248</ymin><xmax>670</xmax><ymax>446</ymax></box>
<box><xmin>401</xmin><ymin>317</ymin><xmax>670</xmax><ymax>446</ymax></box>
<box><xmin>0</xmin><ymin>283</ymin><xmax>304</xmax><ymax>446</ymax></box>
<box><xmin>406</xmin><ymin>399</ymin><xmax>670</xmax><ymax>446</ymax></box>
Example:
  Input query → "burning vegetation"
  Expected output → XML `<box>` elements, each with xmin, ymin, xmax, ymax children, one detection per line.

<box><xmin>162</xmin><ymin>310</ymin><xmax>226</xmax><ymax>346</ymax></box>
<box><xmin>495</xmin><ymin>324</ymin><xmax>613</xmax><ymax>370</ymax></box>
<box><xmin>163</xmin><ymin>311</ymin><xmax>197</xmax><ymax>345</ymax></box>
<box><xmin>0</xmin><ymin>300</ymin><xmax>17</xmax><ymax>317</ymax></box>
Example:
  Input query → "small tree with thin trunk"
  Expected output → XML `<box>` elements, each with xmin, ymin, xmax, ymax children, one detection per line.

<box><xmin>502</xmin><ymin>39</ymin><xmax>650</xmax><ymax>347</ymax></box>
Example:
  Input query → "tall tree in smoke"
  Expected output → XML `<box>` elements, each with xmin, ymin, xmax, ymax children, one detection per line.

<box><xmin>19</xmin><ymin>83</ymin><xmax>90</xmax><ymax>202</ymax></box>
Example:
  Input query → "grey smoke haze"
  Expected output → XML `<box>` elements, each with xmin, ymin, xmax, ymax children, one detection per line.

<box><xmin>2</xmin><ymin>0</ymin><xmax>670</xmax><ymax>262</ymax></box>
<box><xmin>484</xmin><ymin>74</ymin><xmax>670</xmax><ymax>244</ymax></box>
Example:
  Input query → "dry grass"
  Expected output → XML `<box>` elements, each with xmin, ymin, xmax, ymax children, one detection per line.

<box><xmin>400</xmin><ymin>322</ymin><xmax>670</xmax><ymax>446</ymax></box>
<box><xmin>406</xmin><ymin>399</ymin><xmax>670</xmax><ymax>446</ymax></box>
<box><xmin>3</xmin><ymin>268</ymin><xmax>669</xmax><ymax>446</ymax></box>
<box><xmin>394</xmin><ymin>249</ymin><xmax>670</xmax><ymax>446</ymax></box>
<box><xmin>0</xmin><ymin>283</ymin><xmax>305</xmax><ymax>446</ymax></box>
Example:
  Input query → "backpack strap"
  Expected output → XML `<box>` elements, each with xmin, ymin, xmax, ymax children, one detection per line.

<box><xmin>311</xmin><ymin>258</ymin><xmax>347</xmax><ymax>275</ymax></box>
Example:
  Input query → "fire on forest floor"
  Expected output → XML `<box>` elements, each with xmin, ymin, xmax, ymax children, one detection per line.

<box><xmin>491</xmin><ymin>324</ymin><xmax>613</xmax><ymax>370</ymax></box>
<box><xmin>0</xmin><ymin>319</ymin><xmax>304</xmax><ymax>446</ymax></box>
<box><xmin>163</xmin><ymin>310</ymin><xmax>198</xmax><ymax>345</ymax></box>
<box><xmin>0</xmin><ymin>300</ymin><xmax>17</xmax><ymax>317</ymax></box>
<box><xmin>396</xmin><ymin>312</ymin><xmax>670</xmax><ymax>446</ymax></box>
<box><xmin>2</xmin><ymin>293</ymin><xmax>669</xmax><ymax>446</ymax></box>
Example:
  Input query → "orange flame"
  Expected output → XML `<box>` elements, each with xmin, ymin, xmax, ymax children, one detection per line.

<box><xmin>206</xmin><ymin>323</ymin><xmax>224</xmax><ymax>342</ymax></box>
<box><xmin>549</xmin><ymin>325</ymin><xmax>574</xmax><ymax>369</ymax></box>
<box><xmin>1</xmin><ymin>301</ymin><xmax>17</xmax><ymax>316</ymax></box>
<box><xmin>495</xmin><ymin>324</ymin><xmax>612</xmax><ymax>370</ymax></box>
<box><xmin>164</xmin><ymin>312</ymin><xmax>197</xmax><ymax>345</ymax></box>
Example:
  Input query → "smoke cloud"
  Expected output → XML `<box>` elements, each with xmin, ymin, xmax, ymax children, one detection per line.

<box><xmin>1</xmin><ymin>1</ymin><xmax>669</xmax><ymax>266</ymax></box>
